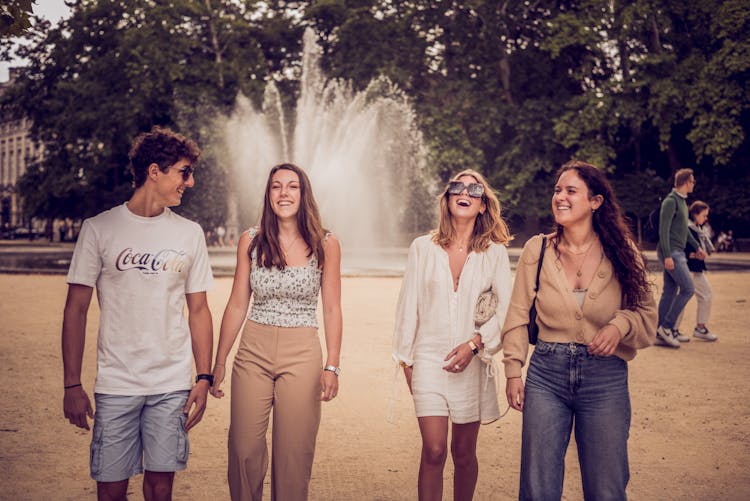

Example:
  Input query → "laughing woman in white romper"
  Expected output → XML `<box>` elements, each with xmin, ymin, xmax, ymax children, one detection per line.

<box><xmin>393</xmin><ymin>169</ymin><xmax>513</xmax><ymax>501</ymax></box>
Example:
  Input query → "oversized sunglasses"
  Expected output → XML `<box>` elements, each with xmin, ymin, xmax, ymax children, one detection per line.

<box><xmin>447</xmin><ymin>181</ymin><xmax>484</xmax><ymax>198</ymax></box>
<box><xmin>175</xmin><ymin>165</ymin><xmax>194</xmax><ymax>181</ymax></box>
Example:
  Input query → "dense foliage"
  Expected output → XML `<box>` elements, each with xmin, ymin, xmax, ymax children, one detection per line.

<box><xmin>2</xmin><ymin>0</ymin><xmax>749</xmax><ymax>240</ymax></box>
<box><xmin>0</xmin><ymin>0</ymin><xmax>34</xmax><ymax>38</ymax></box>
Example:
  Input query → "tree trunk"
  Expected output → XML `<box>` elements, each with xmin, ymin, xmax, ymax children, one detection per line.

<box><xmin>649</xmin><ymin>16</ymin><xmax>662</xmax><ymax>54</ymax></box>
<box><xmin>634</xmin><ymin>122</ymin><xmax>642</xmax><ymax>171</ymax></box>
<box><xmin>668</xmin><ymin>140</ymin><xmax>682</xmax><ymax>172</ymax></box>
<box><xmin>499</xmin><ymin>54</ymin><xmax>514</xmax><ymax>105</ymax></box>
<box><xmin>205</xmin><ymin>0</ymin><xmax>225</xmax><ymax>89</ymax></box>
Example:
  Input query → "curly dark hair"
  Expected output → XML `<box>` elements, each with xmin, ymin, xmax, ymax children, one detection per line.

<box><xmin>553</xmin><ymin>160</ymin><xmax>651</xmax><ymax>310</ymax></box>
<box><xmin>128</xmin><ymin>126</ymin><xmax>201</xmax><ymax>188</ymax></box>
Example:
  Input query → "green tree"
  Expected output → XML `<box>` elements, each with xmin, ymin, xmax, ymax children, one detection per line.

<box><xmin>2</xmin><ymin>0</ymin><xmax>270</xmax><ymax>230</ymax></box>
<box><xmin>550</xmin><ymin>0</ymin><xmax>750</xmax><ymax>236</ymax></box>
<box><xmin>0</xmin><ymin>0</ymin><xmax>33</xmax><ymax>38</ymax></box>
<box><xmin>5</xmin><ymin>0</ymin><xmax>749</xmax><ymax>239</ymax></box>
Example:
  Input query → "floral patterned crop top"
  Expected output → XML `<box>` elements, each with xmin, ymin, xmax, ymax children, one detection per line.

<box><xmin>247</xmin><ymin>228</ymin><xmax>323</xmax><ymax>328</ymax></box>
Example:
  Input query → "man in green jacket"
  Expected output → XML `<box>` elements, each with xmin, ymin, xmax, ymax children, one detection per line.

<box><xmin>656</xmin><ymin>168</ymin><xmax>705</xmax><ymax>348</ymax></box>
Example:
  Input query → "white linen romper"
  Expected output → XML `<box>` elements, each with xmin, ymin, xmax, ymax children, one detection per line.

<box><xmin>392</xmin><ymin>235</ymin><xmax>512</xmax><ymax>424</ymax></box>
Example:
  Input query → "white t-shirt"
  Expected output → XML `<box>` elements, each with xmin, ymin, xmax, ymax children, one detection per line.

<box><xmin>67</xmin><ymin>203</ymin><xmax>214</xmax><ymax>395</ymax></box>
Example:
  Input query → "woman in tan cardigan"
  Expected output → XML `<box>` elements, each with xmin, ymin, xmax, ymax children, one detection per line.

<box><xmin>501</xmin><ymin>161</ymin><xmax>657</xmax><ymax>501</ymax></box>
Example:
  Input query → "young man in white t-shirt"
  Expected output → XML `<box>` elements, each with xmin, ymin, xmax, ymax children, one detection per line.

<box><xmin>62</xmin><ymin>127</ymin><xmax>214</xmax><ymax>501</ymax></box>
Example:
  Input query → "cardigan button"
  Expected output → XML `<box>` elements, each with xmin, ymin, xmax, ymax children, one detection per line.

<box><xmin>597</xmin><ymin>271</ymin><xmax>606</xmax><ymax>278</ymax></box>
<box><xmin>588</xmin><ymin>292</ymin><xmax>598</xmax><ymax>299</ymax></box>
<box><xmin>575</xmin><ymin>312</ymin><xmax>583</xmax><ymax>320</ymax></box>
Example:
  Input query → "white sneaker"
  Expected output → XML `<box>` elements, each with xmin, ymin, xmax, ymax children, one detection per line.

<box><xmin>674</xmin><ymin>329</ymin><xmax>690</xmax><ymax>342</ymax></box>
<box><xmin>656</xmin><ymin>326</ymin><xmax>681</xmax><ymax>348</ymax></box>
<box><xmin>693</xmin><ymin>326</ymin><xmax>718</xmax><ymax>341</ymax></box>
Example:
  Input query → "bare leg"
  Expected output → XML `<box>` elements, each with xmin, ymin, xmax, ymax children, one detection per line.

<box><xmin>97</xmin><ymin>480</ymin><xmax>128</xmax><ymax>501</ymax></box>
<box><xmin>143</xmin><ymin>471</ymin><xmax>175</xmax><ymax>501</ymax></box>
<box><xmin>417</xmin><ymin>416</ymin><xmax>449</xmax><ymax>501</ymax></box>
<box><xmin>451</xmin><ymin>421</ymin><xmax>480</xmax><ymax>501</ymax></box>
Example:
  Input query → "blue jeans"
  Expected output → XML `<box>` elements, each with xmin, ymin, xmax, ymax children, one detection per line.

<box><xmin>658</xmin><ymin>249</ymin><xmax>695</xmax><ymax>329</ymax></box>
<box><xmin>520</xmin><ymin>341</ymin><xmax>630</xmax><ymax>501</ymax></box>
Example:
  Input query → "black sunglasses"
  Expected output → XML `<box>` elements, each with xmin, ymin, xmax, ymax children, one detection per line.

<box><xmin>175</xmin><ymin>165</ymin><xmax>194</xmax><ymax>181</ymax></box>
<box><xmin>447</xmin><ymin>181</ymin><xmax>484</xmax><ymax>198</ymax></box>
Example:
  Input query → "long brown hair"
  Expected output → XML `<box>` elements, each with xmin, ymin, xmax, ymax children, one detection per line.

<box><xmin>249</xmin><ymin>163</ymin><xmax>327</xmax><ymax>269</ymax></box>
<box><xmin>432</xmin><ymin>169</ymin><xmax>512</xmax><ymax>251</ymax></box>
<box><xmin>553</xmin><ymin>160</ymin><xmax>650</xmax><ymax>310</ymax></box>
<box><xmin>689</xmin><ymin>200</ymin><xmax>709</xmax><ymax>220</ymax></box>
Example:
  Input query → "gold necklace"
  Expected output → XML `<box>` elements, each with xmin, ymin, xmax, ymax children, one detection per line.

<box><xmin>565</xmin><ymin>237</ymin><xmax>597</xmax><ymax>277</ymax></box>
<box><xmin>567</xmin><ymin>244</ymin><xmax>592</xmax><ymax>255</ymax></box>
<box><xmin>281</xmin><ymin>234</ymin><xmax>301</xmax><ymax>257</ymax></box>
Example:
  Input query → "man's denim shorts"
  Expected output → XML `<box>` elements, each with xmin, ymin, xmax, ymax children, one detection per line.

<box><xmin>90</xmin><ymin>391</ymin><xmax>189</xmax><ymax>482</ymax></box>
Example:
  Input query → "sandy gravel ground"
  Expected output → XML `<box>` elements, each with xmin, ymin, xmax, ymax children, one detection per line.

<box><xmin>0</xmin><ymin>272</ymin><xmax>748</xmax><ymax>500</ymax></box>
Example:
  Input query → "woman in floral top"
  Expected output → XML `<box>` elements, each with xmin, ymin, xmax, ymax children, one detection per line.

<box><xmin>211</xmin><ymin>163</ymin><xmax>342</xmax><ymax>501</ymax></box>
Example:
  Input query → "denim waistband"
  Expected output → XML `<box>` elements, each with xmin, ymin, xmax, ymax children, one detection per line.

<box><xmin>535</xmin><ymin>339</ymin><xmax>596</xmax><ymax>358</ymax></box>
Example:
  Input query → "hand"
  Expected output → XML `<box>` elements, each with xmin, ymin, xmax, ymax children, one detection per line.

<box><xmin>664</xmin><ymin>256</ymin><xmax>675</xmax><ymax>270</ymax></box>
<box><xmin>588</xmin><ymin>324</ymin><xmax>621</xmax><ymax>357</ymax></box>
<box><xmin>402</xmin><ymin>365</ymin><xmax>413</xmax><ymax>394</ymax></box>
<box><xmin>63</xmin><ymin>386</ymin><xmax>94</xmax><ymax>430</ymax></box>
<box><xmin>183</xmin><ymin>381</ymin><xmax>209</xmax><ymax>431</ymax></box>
<box><xmin>696</xmin><ymin>248</ymin><xmax>707</xmax><ymax>260</ymax></box>
<box><xmin>442</xmin><ymin>342</ymin><xmax>473</xmax><ymax>373</ymax></box>
<box><xmin>506</xmin><ymin>377</ymin><xmax>525</xmax><ymax>411</ymax></box>
<box><xmin>210</xmin><ymin>364</ymin><xmax>226</xmax><ymax>398</ymax></box>
<box><xmin>320</xmin><ymin>370</ymin><xmax>339</xmax><ymax>401</ymax></box>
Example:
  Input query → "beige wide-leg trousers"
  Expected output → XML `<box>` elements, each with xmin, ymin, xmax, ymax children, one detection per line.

<box><xmin>228</xmin><ymin>320</ymin><xmax>322</xmax><ymax>501</ymax></box>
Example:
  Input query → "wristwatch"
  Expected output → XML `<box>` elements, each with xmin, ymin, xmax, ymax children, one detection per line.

<box><xmin>195</xmin><ymin>373</ymin><xmax>214</xmax><ymax>386</ymax></box>
<box><xmin>467</xmin><ymin>340</ymin><xmax>479</xmax><ymax>355</ymax></box>
<box><xmin>323</xmin><ymin>365</ymin><xmax>341</xmax><ymax>377</ymax></box>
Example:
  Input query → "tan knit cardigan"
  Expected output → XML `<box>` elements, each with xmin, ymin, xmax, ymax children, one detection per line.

<box><xmin>501</xmin><ymin>234</ymin><xmax>657</xmax><ymax>379</ymax></box>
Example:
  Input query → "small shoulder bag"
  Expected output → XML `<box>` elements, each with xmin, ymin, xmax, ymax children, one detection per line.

<box><xmin>527</xmin><ymin>236</ymin><xmax>547</xmax><ymax>345</ymax></box>
<box><xmin>474</xmin><ymin>287</ymin><xmax>498</xmax><ymax>328</ymax></box>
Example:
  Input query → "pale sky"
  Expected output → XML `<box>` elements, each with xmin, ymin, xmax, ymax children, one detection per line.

<box><xmin>1</xmin><ymin>0</ymin><xmax>72</xmax><ymax>82</ymax></box>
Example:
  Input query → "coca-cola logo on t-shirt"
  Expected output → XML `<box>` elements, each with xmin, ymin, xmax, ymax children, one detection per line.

<box><xmin>116</xmin><ymin>247</ymin><xmax>187</xmax><ymax>274</ymax></box>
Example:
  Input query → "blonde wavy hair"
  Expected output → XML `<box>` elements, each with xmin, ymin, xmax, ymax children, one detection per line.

<box><xmin>432</xmin><ymin>169</ymin><xmax>512</xmax><ymax>251</ymax></box>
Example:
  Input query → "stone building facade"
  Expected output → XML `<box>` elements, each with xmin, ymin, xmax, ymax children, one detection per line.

<box><xmin>0</xmin><ymin>68</ymin><xmax>43</xmax><ymax>233</ymax></box>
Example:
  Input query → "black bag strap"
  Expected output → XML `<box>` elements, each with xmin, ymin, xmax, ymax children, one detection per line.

<box><xmin>533</xmin><ymin>236</ymin><xmax>547</xmax><ymax>293</ymax></box>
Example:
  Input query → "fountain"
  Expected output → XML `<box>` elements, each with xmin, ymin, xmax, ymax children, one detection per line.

<box><xmin>220</xmin><ymin>28</ymin><xmax>436</xmax><ymax>273</ymax></box>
